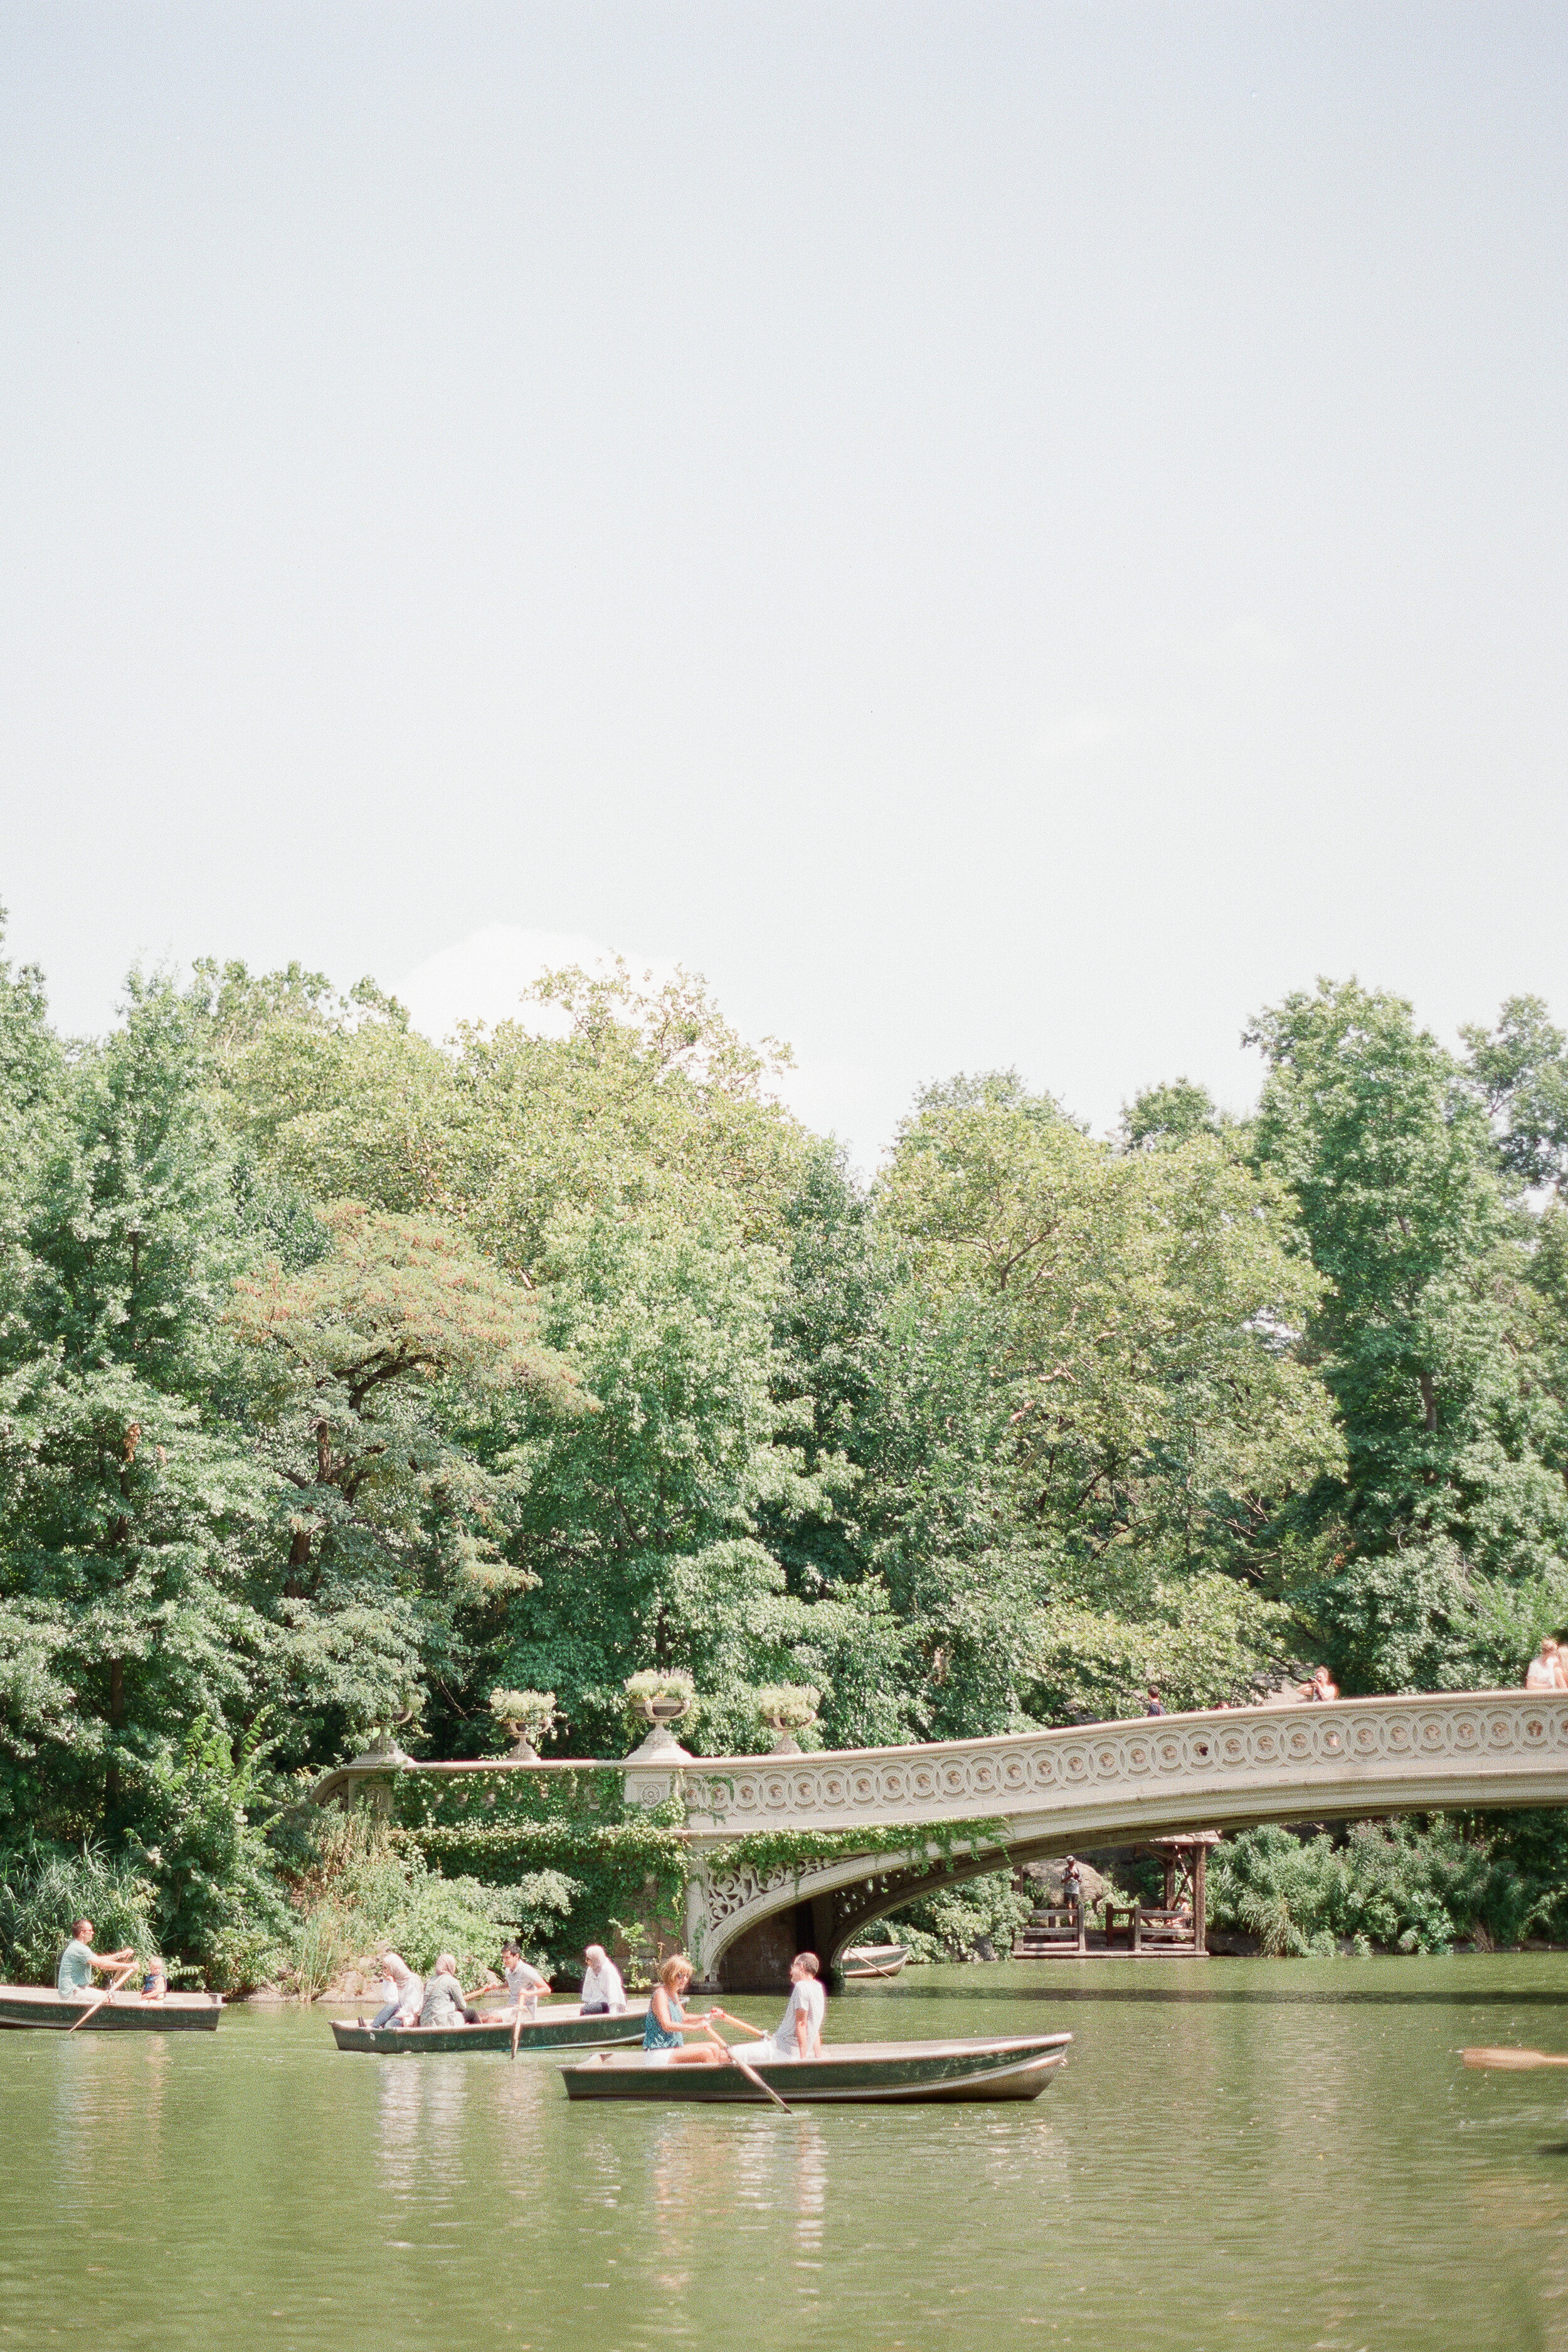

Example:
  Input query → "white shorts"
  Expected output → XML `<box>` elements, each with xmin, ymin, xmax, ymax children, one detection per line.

<box><xmin>642</xmin><ymin>2046</ymin><xmax>676</xmax><ymax>2067</ymax></box>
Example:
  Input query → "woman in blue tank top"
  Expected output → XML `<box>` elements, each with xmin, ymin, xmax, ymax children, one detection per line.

<box><xmin>642</xmin><ymin>1955</ymin><xmax>724</xmax><ymax>2065</ymax></box>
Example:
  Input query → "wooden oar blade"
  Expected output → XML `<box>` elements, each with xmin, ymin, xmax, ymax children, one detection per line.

<box><xmin>1462</xmin><ymin>2046</ymin><xmax>1568</xmax><ymax>2070</ymax></box>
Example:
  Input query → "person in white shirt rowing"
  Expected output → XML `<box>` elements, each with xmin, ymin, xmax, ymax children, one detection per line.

<box><xmin>580</xmin><ymin>1944</ymin><xmax>627</xmax><ymax>2015</ymax></box>
<box><xmin>501</xmin><ymin>1941</ymin><xmax>550</xmax><ymax>2020</ymax></box>
<box><xmin>715</xmin><ymin>1951</ymin><xmax>825</xmax><ymax>2063</ymax></box>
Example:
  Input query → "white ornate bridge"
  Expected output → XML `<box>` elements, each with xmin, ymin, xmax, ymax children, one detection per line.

<box><xmin>316</xmin><ymin>1690</ymin><xmax>1568</xmax><ymax>1988</ymax></box>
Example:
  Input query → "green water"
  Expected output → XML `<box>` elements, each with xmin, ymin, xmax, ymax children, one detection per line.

<box><xmin>6</xmin><ymin>1957</ymin><xmax>1568</xmax><ymax>2352</ymax></box>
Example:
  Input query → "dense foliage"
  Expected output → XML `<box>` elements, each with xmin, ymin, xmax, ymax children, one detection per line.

<box><xmin>4</xmin><ymin>910</ymin><xmax>1568</xmax><ymax>1975</ymax></box>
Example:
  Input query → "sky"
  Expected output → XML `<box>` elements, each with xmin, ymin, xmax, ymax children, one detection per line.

<box><xmin>1</xmin><ymin>3</ymin><xmax>1564</xmax><ymax>1164</ymax></box>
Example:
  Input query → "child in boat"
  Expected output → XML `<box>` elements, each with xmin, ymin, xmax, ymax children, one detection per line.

<box><xmin>140</xmin><ymin>1959</ymin><xmax>168</xmax><ymax>2002</ymax></box>
<box><xmin>642</xmin><ymin>1955</ymin><xmax>723</xmax><ymax>2065</ymax></box>
<box><xmin>56</xmin><ymin>1920</ymin><xmax>135</xmax><ymax>2000</ymax></box>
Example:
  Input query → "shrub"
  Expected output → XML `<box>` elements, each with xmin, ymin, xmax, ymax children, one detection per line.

<box><xmin>0</xmin><ymin>1840</ymin><xmax>161</xmax><ymax>1983</ymax></box>
<box><xmin>1207</xmin><ymin>1819</ymin><xmax>1542</xmax><ymax>1956</ymax></box>
<box><xmin>281</xmin><ymin>1808</ymin><xmax>576</xmax><ymax>1996</ymax></box>
<box><xmin>123</xmin><ymin>1715</ymin><xmax>295</xmax><ymax>1989</ymax></box>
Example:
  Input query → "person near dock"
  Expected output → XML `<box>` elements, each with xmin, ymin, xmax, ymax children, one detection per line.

<box><xmin>502</xmin><ymin>1941</ymin><xmax>549</xmax><ymax>2016</ymax></box>
<box><xmin>580</xmin><ymin>1944</ymin><xmax>627</xmax><ymax>2015</ymax></box>
<box><xmin>56</xmin><ymin>1920</ymin><xmax>134</xmax><ymax>2000</ymax></box>
<box><xmin>719</xmin><ymin>1952</ymin><xmax>825</xmax><ymax>2063</ymax></box>
<box><xmin>641</xmin><ymin>1954</ymin><xmax>724</xmax><ymax>2066</ymax></box>
<box><xmin>366</xmin><ymin>1952</ymin><xmax>422</xmax><ymax>2029</ymax></box>
<box><xmin>419</xmin><ymin>1954</ymin><xmax>482</xmax><ymax>2029</ymax></box>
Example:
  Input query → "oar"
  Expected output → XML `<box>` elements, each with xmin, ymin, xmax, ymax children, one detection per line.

<box><xmin>507</xmin><ymin>1982</ymin><xmax>542</xmax><ymax>2060</ymax></box>
<box><xmin>1463</xmin><ymin>2046</ymin><xmax>1568</xmax><ymax>2070</ymax></box>
<box><xmin>706</xmin><ymin>2023</ymin><xmax>791</xmax><ymax>2114</ymax></box>
<box><xmin>68</xmin><ymin>1961</ymin><xmax>137</xmax><ymax>2034</ymax></box>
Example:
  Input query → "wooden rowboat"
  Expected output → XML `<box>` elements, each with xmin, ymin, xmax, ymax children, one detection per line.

<box><xmin>840</xmin><ymin>1943</ymin><xmax>909</xmax><ymax>1979</ymax></box>
<box><xmin>332</xmin><ymin>1999</ymin><xmax>649</xmax><ymax>2055</ymax></box>
<box><xmin>560</xmin><ymin>2031</ymin><xmax>1071</xmax><ymax>2105</ymax></box>
<box><xmin>0</xmin><ymin>1984</ymin><xmax>221</xmax><ymax>2033</ymax></box>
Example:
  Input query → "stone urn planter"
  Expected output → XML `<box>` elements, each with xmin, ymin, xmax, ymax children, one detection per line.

<box><xmin>489</xmin><ymin>1688</ymin><xmax>558</xmax><ymax>1762</ymax></box>
<box><xmin>755</xmin><ymin>1683</ymin><xmax>821</xmax><ymax>1757</ymax></box>
<box><xmin>623</xmin><ymin>1670</ymin><xmax>697</xmax><ymax>1761</ymax></box>
<box><xmin>345</xmin><ymin>1694</ymin><xmax>420</xmax><ymax>1772</ymax></box>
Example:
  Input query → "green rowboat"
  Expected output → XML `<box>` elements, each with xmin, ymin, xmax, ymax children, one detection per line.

<box><xmin>560</xmin><ymin>2032</ymin><xmax>1071</xmax><ymax>2104</ymax></box>
<box><xmin>331</xmin><ymin>2000</ymin><xmax>649</xmax><ymax>2055</ymax></box>
<box><xmin>0</xmin><ymin>1984</ymin><xmax>222</xmax><ymax>2032</ymax></box>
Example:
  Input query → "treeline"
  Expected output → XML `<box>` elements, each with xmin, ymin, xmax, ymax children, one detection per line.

<box><xmin>4</xmin><ymin>911</ymin><xmax>1568</xmax><ymax>1975</ymax></box>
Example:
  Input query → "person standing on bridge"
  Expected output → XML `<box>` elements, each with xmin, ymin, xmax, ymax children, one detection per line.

<box><xmin>1525</xmin><ymin>1639</ymin><xmax>1564</xmax><ymax>1691</ymax></box>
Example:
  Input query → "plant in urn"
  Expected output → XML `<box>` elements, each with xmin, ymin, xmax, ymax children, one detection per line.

<box><xmin>755</xmin><ymin>1683</ymin><xmax>820</xmax><ymax>1756</ymax></box>
<box><xmin>346</xmin><ymin>1684</ymin><xmax>422</xmax><ymax>1769</ymax></box>
<box><xmin>489</xmin><ymin>1687</ymin><xmax>558</xmax><ymax>1762</ymax></box>
<box><xmin>623</xmin><ymin>1669</ymin><xmax>697</xmax><ymax>1760</ymax></box>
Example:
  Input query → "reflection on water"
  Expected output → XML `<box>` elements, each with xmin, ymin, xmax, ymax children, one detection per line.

<box><xmin>4</xmin><ymin>1957</ymin><xmax>1568</xmax><ymax>2350</ymax></box>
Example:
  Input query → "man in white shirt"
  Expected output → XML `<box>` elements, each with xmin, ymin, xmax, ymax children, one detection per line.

<box><xmin>580</xmin><ymin>1943</ymin><xmax>627</xmax><ymax>2015</ymax></box>
<box><xmin>501</xmin><ymin>1941</ymin><xmax>549</xmax><ymax>2015</ymax></box>
<box><xmin>748</xmin><ymin>1952</ymin><xmax>825</xmax><ymax>2062</ymax></box>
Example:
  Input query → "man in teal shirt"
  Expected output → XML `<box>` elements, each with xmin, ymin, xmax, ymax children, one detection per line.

<box><xmin>57</xmin><ymin>1919</ymin><xmax>134</xmax><ymax>2000</ymax></box>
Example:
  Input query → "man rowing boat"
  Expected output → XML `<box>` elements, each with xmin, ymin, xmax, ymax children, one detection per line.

<box><xmin>57</xmin><ymin>1919</ymin><xmax>135</xmax><ymax>2001</ymax></box>
<box><xmin>501</xmin><ymin>1941</ymin><xmax>549</xmax><ymax>2018</ymax></box>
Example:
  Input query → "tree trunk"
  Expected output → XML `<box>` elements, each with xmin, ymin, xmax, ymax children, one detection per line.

<box><xmin>106</xmin><ymin>1656</ymin><xmax>124</xmax><ymax>1810</ymax></box>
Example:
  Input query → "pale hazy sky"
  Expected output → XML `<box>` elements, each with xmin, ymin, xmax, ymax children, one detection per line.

<box><xmin>2</xmin><ymin>4</ymin><xmax>1564</xmax><ymax>1161</ymax></box>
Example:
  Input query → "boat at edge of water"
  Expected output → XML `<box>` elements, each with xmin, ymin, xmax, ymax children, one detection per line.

<box><xmin>331</xmin><ymin>1999</ymin><xmax>650</xmax><ymax>2055</ymax></box>
<box><xmin>559</xmin><ymin>2031</ymin><xmax>1071</xmax><ymax>2104</ymax></box>
<box><xmin>0</xmin><ymin>1984</ymin><xmax>223</xmax><ymax>2033</ymax></box>
<box><xmin>840</xmin><ymin>1943</ymin><xmax>909</xmax><ymax>1979</ymax></box>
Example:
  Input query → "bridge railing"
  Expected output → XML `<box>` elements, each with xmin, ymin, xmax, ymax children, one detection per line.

<box><xmin>654</xmin><ymin>1690</ymin><xmax>1568</xmax><ymax>1838</ymax></box>
<box><xmin>313</xmin><ymin>1692</ymin><xmax>1568</xmax><ymax>1842</ymax></box>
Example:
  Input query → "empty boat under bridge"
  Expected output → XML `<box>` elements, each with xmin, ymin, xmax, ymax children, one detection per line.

<box><xmin>315</xmin><ymin>1690</ymin><xmax>1568</xmax><ymax>1988</ymax></box>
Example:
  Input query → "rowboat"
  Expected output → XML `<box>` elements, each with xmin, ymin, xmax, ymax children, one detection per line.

<box><xmin>840</xmin><ymin>1942</ymin><xmax>909</xmax><ymax>1979</ymax></box>
<box><xmin>0</xmin><ymin>1984</ymin><xmax>221</xmax><ymax>2033</ymax></box>
<box><xmin>560</xmin><ymin>2031</ymin><xmax>1071</xmax><ymax>2104</ymax></box>
<box><xmin>332</xmin><ymin>1999</ymin><xmax>649</xmax><ymax>2055</ymax></box>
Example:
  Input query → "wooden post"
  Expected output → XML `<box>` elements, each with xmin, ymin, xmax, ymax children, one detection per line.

<box><xmin>1194</xmin><ymin>1839</ymin><xmax>1207</xmax><ymax>1956</ymax></box>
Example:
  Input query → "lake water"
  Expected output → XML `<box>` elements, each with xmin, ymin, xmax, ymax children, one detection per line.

<box><xmin>5</xmin><ymin>1956</ymin><xmax>1568</xmax><ymax>2352</ymax></box>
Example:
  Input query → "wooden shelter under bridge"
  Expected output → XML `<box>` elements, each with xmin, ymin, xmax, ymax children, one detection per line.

<box><xmin>1014</xmin><ymin>1832</ymin><xmax>1218</xmax><ymax>1958</ymax></box>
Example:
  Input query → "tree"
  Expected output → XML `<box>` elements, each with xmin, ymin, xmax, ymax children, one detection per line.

<box><xmin>1120</xmin><ymin>1076</ymin><xmax>1222</xmax><ymax>1152</ymax></box>
<box><xmin>1461</xmin><ymin>994</ymin><xmax>1568</xmax><ymax>1194</ymax></box>
<box><xmin>228</xmin><ymin>1200</ymin><xmax>584</xmax><ymax>1758</ymax></box>
<box><xmin>487</xmin><ymin>1188</ymin><xmax>856</xmax><ymax>1752</ymax></box>
<box><xmin>859</xmin><ymin>1073</ymin><xmax>1339</xmax><ymax>1730</ymax></box>
<box><xmin>1248</xmin><ymin>979</ymin><xmax>1568</xmax><ymax>1690</ymax></box>
<box><xmin>0</xmin><ymin>975</ymin><xmax>268</xmax><ymax>1834</ymax></box>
